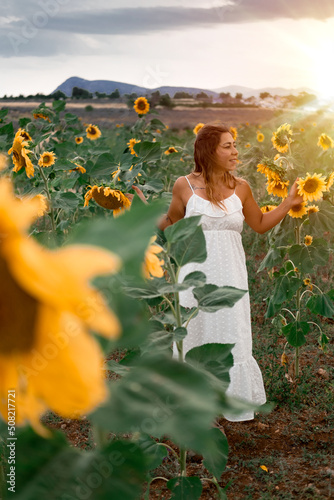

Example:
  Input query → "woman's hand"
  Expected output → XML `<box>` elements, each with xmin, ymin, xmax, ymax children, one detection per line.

<box><xmin>127</xmin><ymin>185</ymin><xmax>148</xmax><ymax>205</ymax></box>
<box><xmin>287</xmin><ymin>179</ymin><xmax>304</xmax><ymax>208</ymax></box>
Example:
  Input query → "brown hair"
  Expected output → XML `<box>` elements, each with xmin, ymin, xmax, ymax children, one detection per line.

<box><xmin>194</xmin><ymin>123</ymin><xmax>238</xmax><ymax>208</ymax></box>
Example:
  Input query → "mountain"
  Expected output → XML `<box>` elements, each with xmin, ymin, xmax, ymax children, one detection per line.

<box><xmin>53</xmin><ymin>77</ymin><xmax>316</xmax><ymax>99</ymax></box>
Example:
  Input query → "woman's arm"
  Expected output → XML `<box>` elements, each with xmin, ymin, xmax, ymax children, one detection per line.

<box><xmin>240</xmin><ymin>179</ymin><xmax>304</xmax><ymax>234</ymax></box>
<box><xmin>158</xmin><ymin>177</ymin><xmax>188</xmax><ymax>230</ymax></box>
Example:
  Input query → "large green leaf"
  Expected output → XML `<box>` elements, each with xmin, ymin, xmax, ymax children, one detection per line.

<box><xmin>170</xmin><ymin>225</ymin><xmax>207</xmax><ymax>267</ymax></box>
<box><xmin>137</xmin><ymin>435</ymin><xmax>167</xmax><ymax>470</ymax></box>
<box><xmin>90</xmin><ymin>152</ymin><xmax>119</xmax><ymax>177</ymax></box>
<box><xmin>308</xmin><ymin>201</ymin><xmax>334</xmax><ymax>235</ymax></box>
<box><xmin>165</xmin><ymin>216</ymin><xmax>202</xmax><ymax>245</ymax></box>
<box><xmin>306</xmin><ymin>292</ymin><xmax>334</xmax><ymax>318</ymax></box>
<box><xmin>282</xmin><ymin>321</ymin><xmax>310</xmax><ymax>347</ymax></box>
<box><xmin>167</xmin><ymin>477</ymin><xmax>203</xmax><ymax>500</ymax></box>
<box><xmin>92</xmin><ymin>355</ymin><xmax>219</xmax><ymax>453</ymax></box>
<box><xmin>51</xmin><ymin>191</ymin><xmax>81</xmax><ymax>210</ymax></box>
<box><xmin>271</xmin><ymin>275</ymin><xmax>302</xmax><ymax>304</ymax></box>
<box><xmin>202</xmin><ymin>427</ymin><xmax>229</xmax><ymax>479</ymax></box>
<box><xmin>13</xmin><ymin>428</ymin><xmax>148</xmax><ymax>500</ymax></box>
<box><xmin>289</xmin><ymin>243</ymin><xmax>328</xmax><ymax>273</ymax></box>
<box><xmin>192</xmin><ymin>285</ymin><xmax>247</xmax><ymax>312</ymax></box>
<box><xmin>257</xmin><ymin>246</ymin><xmax>284</xmax><ymax>272</ymax></box>
<box><xmin>185</xmin><ymin>343</ymin><xmax>234</xmax><ymax>391</ymax></box>
<box><xmin>67</xmin><ymin>197</ymin><xmax>165</xmax><ymax>276</ymax></box>
<box><xmin>133</xmin><ymin>141</ymin><xmax>162</xmax><ymax>162</ymax></box>
<box><xmin>141</xmin><ymin>320</ymin><xmax>173</xmax><ymax>355</ymax></box>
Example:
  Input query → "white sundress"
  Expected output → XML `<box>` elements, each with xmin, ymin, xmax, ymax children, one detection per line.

<box><xmin>175</xmin><ymin>176</ymin><xmax>266</xmax><ymax>421</ymax></box>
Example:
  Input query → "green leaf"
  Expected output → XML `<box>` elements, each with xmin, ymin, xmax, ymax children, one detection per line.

<box><xmin>165</xmin><ymin>216</ymin><xmax>202</xmax><ymax>245</ymax></box>
<box><xmin>309</xmin><ymin>201</ymin><xmax>334</xmax><ymax>235</ymax></box>
<box><xmin>52</xmin><ymin>100</ymin><xmax>66</xmax><ymax>113</ymax></box>
<box><xmin>167</xmin><ymin>476</ymin><xmax>203</xmax><ymax>500</ymax></box>
<box><xmin>271</xmin><ymin>276</ymin><xmax>302</xmax><ymax>304</ymax></box>
<box><xmin>185</xmin><ymin>343</ymin><xmax>234</xmax><ymax>391</ymax></box>
<box><xmin>141</xmin><ymin>321</ymin><xmax>173</xmax><ymax>355</ymax></box>
<box><xmin>53</xmin><ymin>159</ymin><xmax>81</xmax><ymax>171</ymax></box>
<box><xmin>183</xmin><ymin>271</ymin><xmax>207</xmax><ymax>287</ymax></box>
<box><xmin>192</xmin><ymin>285</ymin><xmax>247</xmax><ymax>312</ymax></box>
<box><xmin>202</xmin><ymin>427</ymin><xmax>229</xmax><ymax>478</ymax></box>
<box><xmin>174</xmin><ymin>327</ymin><xmax>188</xmax><ymax>341</ymax></box>
<box><xmin>137</xmin><ymin>435</ymin><xmax>167</xmax><ymax>470</ymax></box>
<box><xmin>92</xmin><ymin>355</ymin><xmax>219</xmax><ymax>453</ymax></box>
<box><xmin>0</xmin><ymin>122</ymin><xmax>14</xmax><ymax>141</ymax></box>
<box><xmin>53</xmin><ymin>141</ymin><xmax>76</xmax><ymax>158</ymax></box>
<box><xmin>90</xmin><ymin>152</ymin><xmax>118</xmax><ymax>177</ymax></box>
<box><xmin>143</xmin><ymin>179</ymin><xmax>164</xmax><ymax>193</ymax></box>
<box><xmin>289</xmin><ymin>244</ymin><xmax>328</xmax><ymax>273</ymax></box>
<box><xmin>257</xmin><ymin>247</ymin><xmax>283</xmax><ymax>272</ymax></box>
<box><xmin>68</xmin><ymin>197</ymin><xmax>165</xmax><ymax>276</ymax></box>
<box><xmin>51</xmin><ymin>191</ymin><xmax>81</xmax><ymax>210</ymax></box>
<box><xmin>282</xmin><ymin>321</ymin><xmax>310</xmax><ymax>347</ymax></box>
<box><xmin>306</xmin><ymin>292</ymin><xmax>334</xmax><ymax>318</ymax></box>
<box><xmin>133</xmin><ymin>141</ymin><xmax>162</xmax><ymax>162</ymax></box>
<box><xmin>64</xmin><ymin>113</ymin><xmax>79</xmax><ymax>124</ymax></box>
<box><xmin>170</xmin><ymin>225</ymin><xmax>207</xmax><ymax>267</ymax></box>
<box><xmin>14</xmin><ymin>429</ymin><xmax>148</xmax><ymax>500</ymax></box>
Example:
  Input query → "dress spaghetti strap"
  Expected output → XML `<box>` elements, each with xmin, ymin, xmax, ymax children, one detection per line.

<box><xmin>184</xmin><ymin>175</ymin><xmax>195</xmax><ymax>193</ymax></box>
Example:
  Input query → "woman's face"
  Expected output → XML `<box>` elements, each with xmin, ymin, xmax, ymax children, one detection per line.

<box><xmin>215</xmin><ymin>132</ymin><xmax>238</xmax><ymax>172</ymax></box>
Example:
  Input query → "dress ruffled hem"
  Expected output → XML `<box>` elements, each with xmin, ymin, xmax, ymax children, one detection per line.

<box><xmin>223</xmin><ymin>356</ymin><xmax>267</xmax><ymax>422</ymax></box>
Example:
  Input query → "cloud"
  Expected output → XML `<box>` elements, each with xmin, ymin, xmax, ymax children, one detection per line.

<box><xmin>1</xmin><ymin>0</ymin><xmax>334</xmax><ymax>58</ymax></box>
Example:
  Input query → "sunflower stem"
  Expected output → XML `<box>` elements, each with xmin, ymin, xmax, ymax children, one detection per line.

<box><xmin>38</xmin><ymin>164</ymin><xmax>56</xmax><ymax>234</ymax></box>
<box><xmin>294</xmin><ymin>221</ymin><xmax>301</xmax><ymax>378</ymax></box>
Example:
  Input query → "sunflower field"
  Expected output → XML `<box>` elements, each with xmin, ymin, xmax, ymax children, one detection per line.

<box><xmin>0</xmin><ymin>99</ymin><xmax>333</xmax><ymax>499</ymax></box>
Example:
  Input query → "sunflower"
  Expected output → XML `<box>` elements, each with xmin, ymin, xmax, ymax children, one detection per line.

<box><xmin>0</xmin><ymin>178</ymin><xmax>121</xmax><ymax>431</ymax></box>
<box><xmin>75</xmin><ymin>137</ymin><xmax>84</xmax><ymax>144</ymax></box>
<box><xmin>260</xmin><ymin>205</ymin><xmax>277</xmax><ymax>213</ymax></box>
<box><xmin>230</xmin><ymin>127</ymin><xmax>238</xmax><ymax>140</ymax></box>
<box><xmin>8</xmin><ymin>135</ymin><xmax>34</xmax><ymax>178</ymax></box>
<box><xmin>317</xmin><ymin>133</ymin><xmax>334</xmax><ymax>151</ymax></box>
<box><xmin>16</xmin><ymin>128</ymin><xmax>32</xmax><ymax>142</ymax></box>
<box><xmin>271</xmin><ymin>123</ymin><xmax>293</xmax><ymax>153</ymax></box>
<box><xmin>86</xmin><ymin>124</ymin><xmax>101</xmax><ymax>141</ymax></box>
<box><xmin>193</xmin><ymin>123</ymin><xmax>204</xmax><ymax>135</ymax></box>
<box><xmin>133</xmin><ymin>97</ymin><xmax>150</xmax><ymax>115</ymax></box>
<box><xmin>245</xmin><ymin>143</ymin><xmax>251</xmax><ymax>148</ymax></box>
<box><xmin>127</xmin><ymin>138</ymin><xmax>141</xmax><ymax>156</ymax></box>
<box><xmin>257</xmin><ymin>163</ymin><xmax>269</xmax><ymax>176</ymax></box>
<box><xmin>69</xmin><ymin>162</ymin><xmax>86</xmax><ymax>174</ymax></box>
<box><xmin>164</xmin><ymin>147</ymin><xmax>178</xmax><ymax>155</ymax></box>
<box><xmin>325</xmin><ymin>171</ymin><xmax>334</xmax><ymax>191</ymax></box>
<box><xmin>84</xmin><ymin>185</ymin><xmax>131</xmax><ymax>216</ymax></box>
<box><xmin>303</xmin><ymin>278</ymin><xmax>311</xmax><ymax>286</ymax></box>
<box><xmin>257</xmin><ymin>131</ymin><xmax>264</xmax><ymax>143</ymax></box>
<box><xmin>266</xmin><ymin>179</ymin><xmax>289</xmax><ymax>198</ymax></box>
<box><xmin>116</xmin><ymin>123</ymin><xmax>124</xmax><ymax>128</ymax></box>
<box><xmin>31</xmin><ymin>194</ymin><xmax>49</xmax><ymax>217</ymax></box>
<box><xmin>0</xmin><ymin>153</ymin><xmax>8</xmax><ymax>172</ymax></box>
<box><xmin>143</xmin><ymin>236</ymin><xmax>164</xmax><ymax>279</ymax></box>
<box><xmin>288</xmin><ymin>202</ymin><xmax>308</xmax><ymax>218</ymax></box>
<box><xmin>304</xmin><ymin>235</ymin><xmax>313</xmax><ymax>246</ymax></box>
<box><xmin>38</xmin><ymin>152</ymin><xmax>57</xmax><ymax>168</ymax></box>
<box><xmin>33</xmin><ymin>113</ymin><xmax>51</xmax><ymax>123</ymax></box>
<box><xmin>297</xmin><ymin>173</ymin><xmax>326</xmax><ymax>202</ymax></box>
<box><xmin>307</xmin><ymin>205</ymin><xmax>319</xmax><ymax>215</ymax></box>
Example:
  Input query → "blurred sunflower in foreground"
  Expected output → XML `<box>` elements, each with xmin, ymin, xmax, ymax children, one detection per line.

<box><xmin>0</xmin><ymin>179</ymin><xmax>121</xmax><ymax>432</ymax></box>
<box><xmin>84</xmin><ymin>185</ymin><xmax>131</xmax><ymax>216</ymax></box>
<box><xmin>143</xmin><ymin>236</ymin><xmax>164</xmax><ymax>279</ymax></box>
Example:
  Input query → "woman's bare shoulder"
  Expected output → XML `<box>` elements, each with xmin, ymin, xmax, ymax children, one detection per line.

<box><xmin>235</xmin><ymin>177</ymin><xmax>252</xmax><ymax>203</ymax></box>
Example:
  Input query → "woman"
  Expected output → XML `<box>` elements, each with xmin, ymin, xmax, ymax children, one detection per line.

<box><xmin>158</xmin><ymin>123</ymin><xmax>303</xmax><ymax>421</ymax></box>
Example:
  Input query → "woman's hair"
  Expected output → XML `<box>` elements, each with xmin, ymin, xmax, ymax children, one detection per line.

<box><xmin>194</xmin><ymin>122</ymin><xmax>238</xmax><ymax>208</ymax></box>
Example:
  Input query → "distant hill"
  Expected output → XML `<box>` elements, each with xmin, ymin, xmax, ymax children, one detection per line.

<box><xmin>53</xmin><ymin>77</ymin><xmax>316</xmax><ymax>99</ymax></box>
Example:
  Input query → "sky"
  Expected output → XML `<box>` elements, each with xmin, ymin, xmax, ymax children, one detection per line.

<box><xmin>1</xmin><ymin>0</ymin><xmax>334</xmax><ymax>98</ymax></box>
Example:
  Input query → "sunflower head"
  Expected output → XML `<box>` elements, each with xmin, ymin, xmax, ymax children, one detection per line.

<box><xmin>133</xmin><ymin>97</ymin><xmax>150</xmax><ymax>115</ymax></box>
<box><xmin>164</xmin><ymin>147</ymin><xmax>178</xmax><ymax>155</ymax></box>
<box><xmin>297</xmin><ymin>173</ymin><xmax>326</xmax><ymax>202</ymax></box>
<box><xmin>266</xmin><ymin>179</ymin><xmax>289</xmax><ymax>198</ymax></box>
<box><xmin>271</xmin><ymin>123</ymin><xmax>293</xmax><ymax>153</ymax></box>
<box><xmin>8</xmin><ymin>135</ymin><xmax>34</xmax><ymax>178</ymax></box>
<box><xmin>317</xmin><ymin>133</ymin><xmax>334</xmax><ymax>151</ymax></box>
<box><xmin>16</xmin><ymin>128</ymin><xmax>32</xmax><ymax>142</ymax></box>
<box><xmin>257</xmin><ymin>131</ymin><xmax>264</xmax><ymax>143</ymax></box>
<box><xmin>84</xmin><ymin>185</ymin><xmax>131</xmax><ymax>215</ymax></box>
<box><xmin>260</xmin><ymin>205</ymin><xmax>277</xmax><ymax>213</ymax></box>
<box><xmin>303</xmin><ymin>278</ymin><xmax>311</xmax><ymax>286</ymax></box>
<box><xmin>245</xmin><ymin>142</ymin><xmax>251</xmax><ymax>148</ymax></box>
<box><xmin>0</xmin><ymin>153</ymin><xmax>8</xmax><ymax>172</ymax></box>
<box><xmin>127</xmin><ymin>138</ymin><xmax>141</xmax><ymax>156</ymax></box>
<box><xmin>69</xmin><ymin>162</ymin><xmax>86</xmax><ymax>174</ymax></box>
<box><xmin>193</xmin><ymin>123</ymin><xmax>205</xmax><ymax>135</ymax></box>
<box><xmin>307</xmin><ymin>205</ymin><xmax>319</xmax><ymax>215</ymax></box>
<box><xmin>33</xmin><ymin>113</ymin><xmax>51</xmax><ymax>123</ymax></box>
<box><xmin>325</xmin><ymin>171</ymin><xmax>334</xmax><ymax>191</ymax></box>
<box><xmin>143</xmin><ymin>236</ymin><xmax>164</xmax><ymax>279</ymax></box>
<box><xmin>304</xmin><ymin>235</ymin><xmax>313</xmax><ymax>246</ymax></box>
<box><xmin>288</xmin><ymin>201</ymin><xmax>308</xmax><ymax>218</ymax></box>
<box><xmin>86</xmin><ymin>124</ymin><xmax>101</xmax><ymax>141</ymax></box>
<box><xmin>75</xmin><ymin>136</ymin><xmax>84</xmax><ymax>144</ymax></box>
<box><xmin>38</xmin><ymin>151</ymin><xmax>57</xmax><ymax>168</ymax></box>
